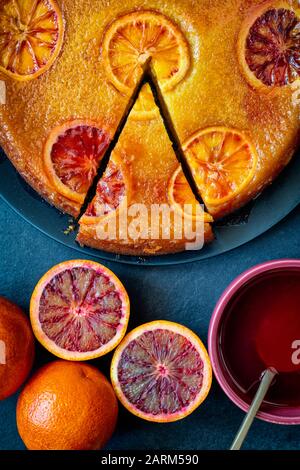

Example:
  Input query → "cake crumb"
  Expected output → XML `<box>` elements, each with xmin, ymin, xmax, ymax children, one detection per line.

<box><xmin>63</xmin><ymin>219</ymin><xmax>76</xmax><ymax>235</ymax></box>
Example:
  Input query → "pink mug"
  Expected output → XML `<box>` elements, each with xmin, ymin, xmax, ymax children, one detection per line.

<box><xmin>208</xmin><ymin>259</ymin><xmax>300</xmax><ymax>424</ymax></box>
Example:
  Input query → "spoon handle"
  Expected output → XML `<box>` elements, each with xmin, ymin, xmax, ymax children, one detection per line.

<box><xmin>230</xmin><ymin>368</ymin><xmax>277</xmax><ymax>450</ymax></box>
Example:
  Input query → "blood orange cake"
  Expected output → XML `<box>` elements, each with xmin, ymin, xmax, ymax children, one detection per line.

<box><xmin>0</xmin><ymin>0</ymin><xmax>299</xmax><ymax>254</ymax></box>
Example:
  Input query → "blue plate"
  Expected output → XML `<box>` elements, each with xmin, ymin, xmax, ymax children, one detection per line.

<box><xmin>1</xmin><ymin>148</ymin><xmax>299</xmax><ymax>265</ymax></box>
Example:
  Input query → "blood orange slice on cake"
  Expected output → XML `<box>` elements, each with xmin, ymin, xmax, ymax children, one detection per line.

<box><xmin>101</xmin><ymin>10</ymin><xmax>190</xmax><ymax>119</ymax></box>
<box><xmin>44</xmin><ymin>120</ymin><xmax>111</xmax><ymax>204</ymax></box>
<box><xmin>0</xmin><ymin>0</ymin><xmax>64</xmax><ymax>81</ymax></box>
<box><xmin>30</xmin><ymin>260</ymin><xmax>130</xmax><ymax>360</ymax></box>
<box><xmin>238</xmin><ymin>2</ymin><xmax>300</xmax><ymax>89</ymax></box>
<box><xmin>111</xmin><ymin>321</ymin><xmax>212</xmax><ymax>422</ymax></box>
<box><xmin>184</xmin><ymin>127</ymin><xmax>258</xmax><ymax>207</ymax></box>
<box><xmin>80</xmin><ymin>154</ymin><xmax>130</xmax><ymax>225</ymax></box>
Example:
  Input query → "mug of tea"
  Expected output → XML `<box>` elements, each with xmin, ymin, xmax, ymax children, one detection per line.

<box><xmin>208</xmin><ymin>259</ymin><xmax>300</xmax><ymax>424</ymax></box>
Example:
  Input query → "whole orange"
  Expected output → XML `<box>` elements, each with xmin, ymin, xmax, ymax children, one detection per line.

<box><xmin>16</xmin><ymin>361</ymin><xmax>118</xmax><ymax>450</ymax></box>
<box><xmin>0</xmin><ymin>297</ymin><xmax>35</xmax><ymax>400</ymax></box>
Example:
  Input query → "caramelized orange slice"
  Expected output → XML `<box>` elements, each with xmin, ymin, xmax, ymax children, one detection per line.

<box><xmin>101</xmin><ymin>10</ymin><xmax>190</xmax><ymax>97</ymax></box>
<box><xmin>184</xmin><ymin>127</ymin><xmax>258</xmax><ymax>206</ymax></box>
<box><xmin>44</xmin><ymin>120</ymin><xmax>110</xmax><ymax>204</ymax></box>
<box><xmin>238</xmin><ymin>2</ymin><xmax>300</xmax><ymax>89</ymax></box>
<box><xmin>0</xmin><ymin>0</ymin><xmax>64</xmax><ymax>81</ymax></box>
<box><xmin>168</xmin><ymin>166</ymin><xmax>213</xmax><ymax>222</ymax></box>
<box><xmin>80</xmin><ymin>155</ymin><xmax>130</xmax><ymax>225</ymax></box>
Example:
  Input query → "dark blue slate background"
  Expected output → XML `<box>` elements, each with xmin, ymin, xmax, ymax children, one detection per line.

<box><xmin>0</xmin><ymin>198</ymin><xmax>300</xmax><ymax>450</ymax></box>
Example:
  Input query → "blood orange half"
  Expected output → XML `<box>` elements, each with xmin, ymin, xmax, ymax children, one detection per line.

<box><xmin>0</xmin><ymin>0</ymin><xmax>64</xmax><ymax>81</ymax></box>
<box><xmin>30</xmin><ymin>260</ymin><xmax>130</xmax><ymax>361</ymax></box>
<box><xmin>111</xmin><ymin>321</ymin><xmax>212</xmax><ymax>423</ymax></box>
<box><xmin>44</xmin><ymin>120</ymin><xmax>111</xmax><ymax>204</ymax></box>
<box><xmin>238</xmin><ymin>2</ymin><xmax>300</xmax><ymax>90</ymax></box>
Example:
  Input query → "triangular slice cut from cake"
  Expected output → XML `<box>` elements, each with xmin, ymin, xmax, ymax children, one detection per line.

<box><xmin>77</xmin><ymin>85</ymin><xmax>213</xmax><ymax>256</ymax></box>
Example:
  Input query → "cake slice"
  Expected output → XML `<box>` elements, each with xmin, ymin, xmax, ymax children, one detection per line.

<box><xmin>77</xmin><ymin>85</ymin><xmax>213</xmax><ymax>256</ymax></box>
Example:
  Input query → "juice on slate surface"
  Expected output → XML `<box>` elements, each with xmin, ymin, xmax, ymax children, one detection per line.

<box><xmin>220</xmin><ymin>270</ymin><xmax>300</xmax><ymax>407</ymax></box>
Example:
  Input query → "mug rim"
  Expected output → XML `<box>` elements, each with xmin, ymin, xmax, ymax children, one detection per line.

<box><xmin>208</xmin><ymin>259</ymin><xmax>300</xmax><ymax>425</ymax></box>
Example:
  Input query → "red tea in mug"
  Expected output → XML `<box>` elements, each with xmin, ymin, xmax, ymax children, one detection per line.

<box><xmin>219</xmin><ymin>270</ymin><xmax>300</xmax><ymax>406</ymax></box>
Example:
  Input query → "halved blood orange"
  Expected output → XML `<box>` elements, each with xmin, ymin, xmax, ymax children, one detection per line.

<box><xmin>101</xmin><ymin>10</ymin><xmax>190</xmax><ymax>97</ymax></box>
<box><xmin>80</xmin><ymin>154</ymin><xmax>130</xmax><ymax>225</ymax></box>
<box><xmin>183</xmin><ymin>127</ymin><xmax>258</xmax><ymax>206</ymax></box>
<box><xmin>30</xmin><ymin>260</ymin><xmax>130</xmax><ymax>361</ymax></box>
<box><xmin>0</xmin><ymin>0</ymin><xmax>64</xmax><ymax>81</ymax></box>
<box><xmin>44</xmin><ymin>120</ymin><xmax>111</xmax><ymax>204</ymax></box>
<box><xmin>131</xmin><ymin>84</ymin><xmax>159</xmax><ymax>121</ymax></box>
<box><xmin>238</xmin><ymin>2</ymin><xmax>300</xmax><ymax>90</ymax></box>
<box><xmin>111</xmin><ymin>321</ymin><xmax>212</xmax><ymax>423</ymax></box>
<box><xmin>168</xmin><ymin>166</ymin><xmax>213</xmax><ymax>222</ymax></box>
